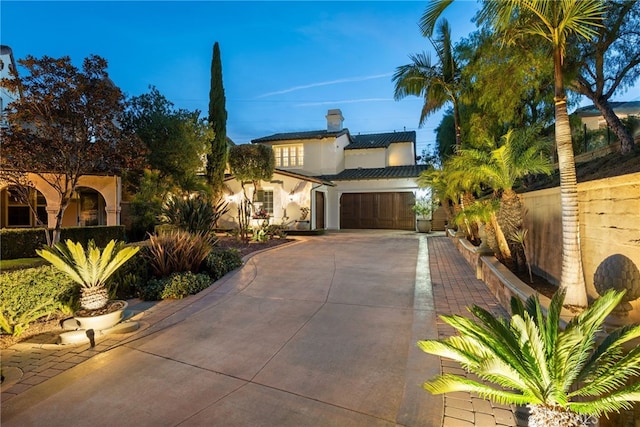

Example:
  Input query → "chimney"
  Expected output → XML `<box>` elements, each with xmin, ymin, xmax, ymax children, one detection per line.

<box><xmin>326</xmin><ymin>109</ymin><xmax>344</xmax><ymax>132</ymax></box>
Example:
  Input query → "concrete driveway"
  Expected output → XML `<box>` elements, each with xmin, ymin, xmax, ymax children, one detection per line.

<box><xmin>2</xmin><ymin>231</ymin><xmax>441</xmax><ymax>426</ymax></box>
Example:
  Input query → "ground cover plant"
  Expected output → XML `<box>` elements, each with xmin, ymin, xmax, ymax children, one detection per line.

<box><xmin>0</xmin><ymin>266</ymin><xmax>77</xmax><ymax>337</ymax></box>
<box><xmin>140</xmin><ymin>272</ymin><xmax>212</xmax><ymax>301</ymax></box>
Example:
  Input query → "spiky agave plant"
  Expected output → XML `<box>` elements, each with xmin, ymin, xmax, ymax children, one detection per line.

<box><xmin>418</xmin><ymin>289</ymin><xmax>640</xmax><ymax>427</ymax></box>
<box><xmin>37</xmin><ymin>240</ymin><xmax>140</xmax><ymax>311</ymax></box>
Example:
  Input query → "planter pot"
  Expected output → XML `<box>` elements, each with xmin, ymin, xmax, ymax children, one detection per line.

<box><xmin>416</xmin><ymin>219</ymin><xmax>432</xmax><ymax>233</ymax></box>
<box><xmin>73</xmin><ymin>300</ymin><xmax>128</xmax><ymax>331</ymax></box>
<box><xmin>295</xmin><ymin>220</ymin><xmax>310</xmax><ymax>230</ymax></box>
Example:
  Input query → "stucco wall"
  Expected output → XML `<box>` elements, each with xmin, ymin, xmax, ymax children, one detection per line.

<box><xmin>277</xmin><ymin>134</ymin><xmax>349</xmax><ymax>176</ymax></box>
<box><xmin>388</xmin><ymin>142</ymin><xmax>414</xmax><ymax>166</ymax></box>
<box><xmin>344</xmin><ymin>148</ymin><xmax>386</xmax><ymax>169</ymax></box>
<box><xmin>220</xmin><ymin>173</ymin><xmax>326</xmax><ymax>229</ymax></box>
<box><xmin>520</xmin><ymin>172</ymin><xmax>640</xmax><ymax>317</ymax></box>
<box><xmin>0</xmin><ymin>173</ymin><xmax>121</xmax><ymax>227</ymax></box>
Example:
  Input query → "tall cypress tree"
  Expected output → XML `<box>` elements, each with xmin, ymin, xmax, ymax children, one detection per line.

<box><xmin>207</xmin><ymin>42</ymin><xmax>228</xmax><ymax>195</ymax></box>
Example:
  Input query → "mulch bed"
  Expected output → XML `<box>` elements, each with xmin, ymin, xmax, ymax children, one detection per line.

<box><xmin>215</xmin><ymin>236</ymin><xmax>294</xmax><ymax>257</ymax></box>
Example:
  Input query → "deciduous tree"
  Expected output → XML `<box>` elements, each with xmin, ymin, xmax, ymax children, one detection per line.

<box><xmin>567</xmin><ymin>0</ymin><xmax>640</xmax><ymax>154</ymax></box>
<box><xmin>0</xmin><ymin>55</ymin><xmax>144</xmax><ymax>243</ymax></box>
<box><xmin>123</xmin><ymin>86</ymin><xmax>211</xmax><ymax>194</ymax></box>
<box><xmin>228</xmin><ymin>144</ymin><xmax>274</xmax><ymax>241</ymax></box>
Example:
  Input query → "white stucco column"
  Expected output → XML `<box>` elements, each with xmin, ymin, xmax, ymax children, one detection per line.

<box><xmin>46</xmin><ymin>206</ymin><xmax>59</xmax><ymax>228</ymax></box>
<box><xmin>105</xmin><ymin>206</ymin><xmax>120</xmax><ymax>226</ymax></box>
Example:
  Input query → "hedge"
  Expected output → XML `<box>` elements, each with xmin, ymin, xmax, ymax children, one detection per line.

<box><xmin>1</xmin><ymin>226</ymin><xmax>126</xmax><ymax>260</ymax></box>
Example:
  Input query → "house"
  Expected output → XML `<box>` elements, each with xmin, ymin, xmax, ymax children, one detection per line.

<box><xmin>0</xmin><ymin>45</ymin><xmax>122</xmax><ymax>229</ymax></box>
<box><xmin>220</xmin><ymin>109</ymin><xmax>428</xmax><ymax>231</ymax></box>
<box><xmin>574</xmin><ymin>100</ymin><xmax>640</xmax><ymax>134</ymax></box>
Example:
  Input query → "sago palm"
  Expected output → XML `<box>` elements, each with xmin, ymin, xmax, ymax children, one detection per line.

<box><xmin>421</xmin><ymin>0</ymin><xmax>605</xmax><ymax>308</ymax></box>
<box><xmin>393</xmin><ymin>18</ymin><xmax>463</xmax><ymax>149</ymax></box>
<box><xmin>419</xmin><ymin>289</ymin><xmax>640</xmax><ymax>427</ymax></box>
<box><xmin>37</xmin><ymin>239</ymin><xmax>140</xmax><ymax>311</ymax></box>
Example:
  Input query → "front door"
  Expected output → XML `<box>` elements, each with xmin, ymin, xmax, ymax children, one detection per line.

<box><xmin>315</xmin><ymin>192</ymin><xmax>325</xmax><ymax>229</ymax></box>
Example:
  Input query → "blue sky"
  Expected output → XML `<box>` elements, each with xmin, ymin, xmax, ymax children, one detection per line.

<box><xmin>2</xmin><ymin>1</ymin><xmax>637</xmax><ymax>157</ymax></box>
<box><xmin>2</xmin><ymin>1</ymin><xmax>481</xmax><ymax>156</ymax></box>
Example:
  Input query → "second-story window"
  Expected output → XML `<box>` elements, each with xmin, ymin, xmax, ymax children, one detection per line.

<box><xmin>274</xmin><ymin>144</ymin><xmax>304</xmax><ymax>168</ymax></box>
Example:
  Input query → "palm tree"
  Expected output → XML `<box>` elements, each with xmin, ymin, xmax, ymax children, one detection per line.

<box><xmin>419</xmin><ymin>289</ymin><xmax>640</xmax><ymax>426</ymax></box>
<box><xmin>393</xmin><ymin>19</ymin><xmax>463</xmax><ymax>149</ymax></box>
<box><xmin>421</xmin><ymin>0</ymin><xmax>605</xmax><ymax>307</ymax></box>
<box><xmin>449</xmin><ymin>128</ymin><xmax>552</xmax><ymax>264</ymax></box>
<box><xmin>419</xmin><ymin>160</ymin><xmax>481</xmax><ymax>239</ymax></box>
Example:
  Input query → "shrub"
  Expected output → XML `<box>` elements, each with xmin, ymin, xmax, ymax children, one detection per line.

<box><xmin>108</xmin><ymin>248</ymin><xmax>150</xmax><ymax>300</ymax></box>
<box><xmin>0</xmin><ymin>226</ymin><xmax>126</xmax><ymax>260</ymax></box>
<box><xmin>145</xmin><ymin>230</ymin><xmax>215</xmax><ymax>277</ymax></box>
<box><xmin>160</xmin><ymin>195</ymin><xmax>228</xmax><ymax>234</ymax></box>
<box><xmin>252</xmin><ymin>228</ymin><xmax>269</xmax><ymax>242</ymax></box>
<box><xmin>140</xmin><ymin>272</ymin><xmax>211</xmax><ymax>300</ymax></box>
<box><xmin>0</xmin><ymin>266</ymin><xmax>78</xmax><ymax>336</ymax></box>
<box><xmin>264</xmin><ymin>224</ymin><xmax>288</xmax><ymax>239</ymax></box>
<box><xmin>203</xmin><ymin>248</ymin><xmax>243</xmax><ymax>280</ymax></box>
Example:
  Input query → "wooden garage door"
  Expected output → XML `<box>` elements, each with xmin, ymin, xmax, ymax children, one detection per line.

<box><xmin>340</xmin><ymin>192</ymin><xmax>415</xmax><ymax>230</ymax></box>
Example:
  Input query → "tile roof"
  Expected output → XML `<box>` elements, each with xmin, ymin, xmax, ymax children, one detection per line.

<box><xmin>317</xmin><ymin>165</ymin><xmax>429</xmax><ymax>181</ymax></box>
<box><xmin>224</xmin><ymin>168</ymin><xmax>335</xmax><ymax>186</ymax></box>
<box><xmin>346</xmin><ymin>131</ymin><xmax>416</xmax><ymax>150</ymax></box>
<box><xmin>574</xmin><ymin>101</ymin><xmax>640</xmax><ymax>117</ymax></box>
<box><xmin>251</xmin><ymin>129</ymin><xmax>416</xmax><ymax>148</ymax></box>
<box><xmin>252</xmin><ymin>129</ymin><xmax>349</xmax><ymax>143</ymax></box>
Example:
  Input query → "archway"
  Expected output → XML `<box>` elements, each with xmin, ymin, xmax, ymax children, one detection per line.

<box><xmin>62</xmin><ymin>187</ymin><xmax>108</xmax><ymax>226</ymax></box>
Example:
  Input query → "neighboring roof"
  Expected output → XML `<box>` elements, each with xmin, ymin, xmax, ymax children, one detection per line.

<box><xmin>317</xmin><ymin>165</ymin><xmax>429</xmax><ymax>181</ymax></box>
<box><xmin>252</xmin><ymin>129</ymin><xmax>349</xmax><ymax>143</ymax></box>
<box><xmin>346</xmin><ymin>131</ymin><xmax>416</xmax><ymax>150</ymax></box>
<box><xmin>574</xmin><ymin>101</ymin><xmax>640</xmax><ymax>117</ymax></box>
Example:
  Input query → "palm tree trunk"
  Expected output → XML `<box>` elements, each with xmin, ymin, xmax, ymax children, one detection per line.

<box><xmin>453</xmin><ymin>98</ymin><xmax>462</xmax><ymax>151</ymax></box>
<box><xmin>498</xmin><ymin>189</ymin><xmax>524</xmax><ymax>270</ymax></box>
<box><xmin>554</xmin><ymin>49</ymin><xmax>588</xmax><ymax>307</ymax></box>
<box><xmin>528</xmin><ymin>404</ymin><xmax>595</xmax><ymax>427</ymax></box>
<box><xmin>490</xmin><ymin>212</ymin><xmax>512</xmax><ymax>262</ymax></box>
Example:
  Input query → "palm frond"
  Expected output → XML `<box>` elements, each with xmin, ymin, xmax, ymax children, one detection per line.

<box><xmin>418</xmin><ymin>338</ymin><xmax>484</xmax><ymax>368</ymax></box>
<box><xmin>572</xmin><ymin>345</ymin><xmax>640</xmax><ymax>398</ymax></box>
<box><xmin>423</xmin><ymin>374</ymin><xmax>533</xmax><ymax>406</ymax></box>
<box><xmin>577</xmin><ymin>323</ymin><xmax>640</xmax><ymax>384</ymax></box>
<box><xmin>419</xmin><ymin>0</ymin><xmax>454</xmax><ymax>36</ymax></box>
<box><xmin>569</xmin><ymin>387</ymin><xmax>640</xmax><ymax>418</ymax></box>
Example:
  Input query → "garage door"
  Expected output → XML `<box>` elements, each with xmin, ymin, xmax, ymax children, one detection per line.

<box><xmin>340</xmin><ymin>192</ymin><xmax>415</xmax><ymax>230</ymax></box>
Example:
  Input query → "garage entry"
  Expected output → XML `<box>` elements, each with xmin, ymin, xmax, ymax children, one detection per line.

<box><xmin>340</xmin><ymin>192</ymin><xmax>415</xmax><ymax>230</ymax></box>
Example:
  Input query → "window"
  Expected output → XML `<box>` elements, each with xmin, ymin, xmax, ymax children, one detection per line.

<box><xmin>255</xmin><ymin>189</ymin><xmax>274</xmax><ymax>214</ymax></box>
<box><xmin>274</xmin><ymin>144</ymin><xmax>304</xmax><ymax>168</ymax></box>
<box><xmin>4</xmin><ymin>186</ymin><xmax>47</xmax><ymax>227</ymax></box>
